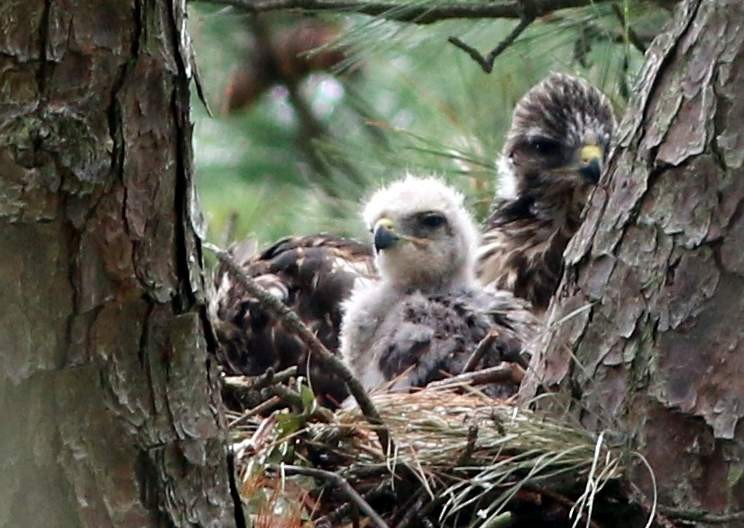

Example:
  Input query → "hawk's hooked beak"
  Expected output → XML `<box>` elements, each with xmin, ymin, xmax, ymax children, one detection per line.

<box><xmin>373</xmin><ymin>218</ymin><xmax>400</xmax><ymax>253</ymax></box>
<box><xmin>578</xmin><ymin>144</ymin><xmax>604</xmax><ymax>184</ymax></box>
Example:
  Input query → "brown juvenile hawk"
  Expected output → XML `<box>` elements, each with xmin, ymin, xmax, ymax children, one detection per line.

<box><xmin>210</xmin><ymin>235</ymin><xmax>374</xmax><ymax>404</ymax></box>
<box><xmin>340</xmin><ymin>175</ymin><xmax>537</xmax><ymax>395</ymax></box>
<box><xmin>477</xmin><ymin>73</ymin><xmax>616</xmax><ymax>314</ymax></box>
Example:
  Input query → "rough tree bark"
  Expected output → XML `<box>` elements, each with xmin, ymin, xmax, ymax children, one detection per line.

<box><xmin>523</xmin><ymin>0</ymin><xmax>744</xmax><ymax>523</ymax></box>
<box><xmin>0</xmin><ymin>1</ymin><xmax>236</xmax><ymax>526</ymax></box>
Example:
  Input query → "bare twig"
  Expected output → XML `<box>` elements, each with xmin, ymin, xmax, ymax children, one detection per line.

<box><xmin>627</xmin><ymin>482</ymin><xmax>674</xmax><ymax>528</ymax></box>
<box><xmin>204</xmin><ymin>242</ymin><xmax>394</xmax><ymax>452</ymax></box>
<box><xmin>525</xmin><ymin>486</ymin><xmax>602</xmax><ymax>528</ymax></box>
<box><xmin>265</xmin><ymin>383</ymin><xmax>336</xmax><ymax>422</ymax></box>
<box><xmin>394</xmin><ymin>489</ymin><xmax>429</xmax><ymax>528</ymax></box>
<box><xmin>316</xmin><ymin>482</ymin><xmax>393</xmax><ymax>527</ymax></box>
<box><xmin>268</xmin><ymin>464</ymin><xmax>391</xmax><ymax>528</ymax></box>
<box><xmin>228</xmin><ymin>395</ymin><xmax>282</xmax><ymax>428</ymax></box>
<box><xmin>192</xmin><ymin>0</ymin><xmax>610</xmax><ymax>25</ymax></box>
<box><xmin>462</xmin><ymin>332</ymin><xmax>499</xmax><ymax>373</ymax></box>
<box><xmin>658</xmin><ymin>506</ymin><xmax>744</xmax><ymax>524</ymax></box>
<box><xmin>448</xmin><ymin>14</ymin><xmax>533</xmax><ymax>73</ymax></box>
<box><xmin>457</xmin><ymin>425</ymin><xmax>479</xmax><ymax>466</ymax></box>
<box><xmin>427</xmin><ymin>363</ymin><xmax>523</xmax><ymax>389</ymax></box>
<box><xmin>223</xmin><ymin>365</ymin><xmax>299</xmax><ymax>392</ymax></box>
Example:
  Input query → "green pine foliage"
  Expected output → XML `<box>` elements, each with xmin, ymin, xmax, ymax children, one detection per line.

<box><xmin>189</xmin><ymin>1</ymin><xmax>665</xmax><ymax>246</ymax></box>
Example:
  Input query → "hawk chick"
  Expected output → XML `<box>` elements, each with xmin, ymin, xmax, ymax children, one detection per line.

<box><xmin>340</xmin><ymin>175</ymin><xmax>536</xmax><ymax>393</ymax></box>
<box><xmin>477</xmin><ymin>73</ymin><xmax>616</xmax><ymax>313</ymax></box>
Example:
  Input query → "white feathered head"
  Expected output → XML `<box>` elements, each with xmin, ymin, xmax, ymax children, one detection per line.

<box><xmin>362</xmin><ymin>174</ymin><xmax>479</xmax><ymax>291</ymax></box>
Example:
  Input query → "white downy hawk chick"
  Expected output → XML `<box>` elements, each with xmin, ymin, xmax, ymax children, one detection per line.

<box><xmin>477</xmin><ymin>73</ymin><xmax>616</xmax><ymax>314</ymax></box>
<box><xmin>340</xmin><ymin>175</ymin><xmax>537</xmax><ymax>394</ymax></box>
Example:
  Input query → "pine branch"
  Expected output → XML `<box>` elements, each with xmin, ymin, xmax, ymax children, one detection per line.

<box><xmin>192</xmin><ymin>0</ymin><xmax>611</xmax><ymax>25</ymax></box>
<box><xmin>268</xmin><ymin>464</ymin><xmax>391</xmax><ymax>528</ymax></box>
<box><xmin>427</xmin><ymin>363</ymin><xmax>524</xmax><ymax>389</ymax></box>
<box><xmin>204</xmin><ymin>242</ymin><xmax>394</xmax><ymax>453</ymax></box>
<box><xmin>224</xmin><ymin>365</ymin><xmax>299</xmax><ymax>391</ymax></box>
<box><xmin>448</xmin><ymin>14</ymin><xmax>533</xmax><ymax>73</ymax></box>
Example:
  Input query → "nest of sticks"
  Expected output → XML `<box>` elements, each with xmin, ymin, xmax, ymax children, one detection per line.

<box><xmin>226</xmin><ymin>376</ymin><xmax>626</xmax><ymax>528</ymax></box>
<box><xmin>208</xmin><ymin>243</ymin><xmax>649</xmax><ymax>528</ymax></box>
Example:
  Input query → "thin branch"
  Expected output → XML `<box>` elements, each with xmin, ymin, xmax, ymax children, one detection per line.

<box><xmin>265</xmin><ymin>383</ymin><xmax>336</xmax><ymax>422</ymax></box>
<box><xmin>462</xmin><ymin>331</ymin><xmax>499</xmax><ymax>373</ymax></box>
<box><xmin>658</xmin><ymin>506</ymin><xmax>744</xmax><ymax>524</ymax></box>
<box><xmin>448</xmin><ymin>14</ymin><xmax>533</xmax><ymax>73</ymax></box>
<box><xmin>456</xmin><ymin>425</ymin><xmax>478</xmax><ymax>466</ymax></box>
<box><xmin>268</xmin><ymin>464</ymin><xmax>391</xmax><ymax>528</ymax></box>
<box><xmin>205</xmin><ymin>242</ymin><xmax>394</xmax><ymax>453</ymax></box>
<box><xmin>394</xmin><ymin>489</ymin><xmax>429</xmax><ymax>528</ymax></box>
<box><xmin>316</xmin><ymin>482</ymin><xmax>393</xmax><ymax>527</ymax></box>
<box><xmin>427</xmin><ymin>363</ymin><xmax>523</xmax><ymax>389</ymax></box>
<box><xmin>223</xmin><ymin>365</ymin><xmax>299</xmax><ymax>392</ymax></box>
<box><xmin>228</xmin><ymin>395</ymin><xmax>282</xmax><ymax>428</ymax></box>
<box><xmin>192</xmin><ymin>0</ymin><xmax>610</xmax><ymax>25</ymax></box>
<box><xmin>525</xmin><ymin>486</ymin><xmax>602</xmax><ymax>528</ymax></box>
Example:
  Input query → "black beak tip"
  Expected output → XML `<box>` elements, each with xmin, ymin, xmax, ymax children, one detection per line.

<box><xmin>374</xmin><ymin>226</ymin><xmax>399</xmax><ymax>252</ymax></box>
<box><xmin>580</xmin><ymin>158</ymin><xmax>602</xmax><ymax>184</ymax></box>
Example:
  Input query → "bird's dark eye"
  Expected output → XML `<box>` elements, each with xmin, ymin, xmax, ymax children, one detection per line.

<box><xmin>528</xmin><ymin>137</ymin><xmax>562</xmax><ymax>156</ymax></box>
<box><xmin>419</xmin><ymin>212</ymin><xmax>447</xmax><ymax>229</ymax></box>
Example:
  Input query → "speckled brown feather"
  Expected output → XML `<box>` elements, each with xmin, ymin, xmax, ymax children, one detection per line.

<box><xmin>477</xmin><ymin>73</ymin><xmax>615</xmax><ymax>313</ymax></box>
<box><xmin>211</xmin><ymin>234</ymin><xmax>375</xmax><ymax>405</ymax></box>
<box><xmin>477</xmin><ymin>196</ymin><xmax>580</xmax><ymax>315</ymax></box>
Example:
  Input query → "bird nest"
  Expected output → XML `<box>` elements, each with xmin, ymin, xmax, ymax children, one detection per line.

<box><xmin>227</xmin><ymin>380</ymin><xmax>625</xmax><ymax>528</ymax></box>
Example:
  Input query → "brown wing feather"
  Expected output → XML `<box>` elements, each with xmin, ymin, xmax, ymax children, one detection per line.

<box><xmin>477</xmin><ymin>215</ymin><xmax>569</xmax><ymax>315</ymax></box>
<box><xmin>212</xmin><ymin>234</ymin><xmax>375</xmax><ymax>405</ymax></box>
<box><xmin>476</xmin><ymin>184</ymin><xmax>587</xmax><ymax>315</ymax></box>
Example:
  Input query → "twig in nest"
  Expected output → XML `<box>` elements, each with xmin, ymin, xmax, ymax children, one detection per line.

<box><xmin>457</xmin><ymin>425</ymin><xmax>479</xmax><ymax>466</ymax></box>
<box><xmin>316</xmin><ymin>482</ymin><xmax>393</xmax><ymax>528</ymax></box>
<box><xmin>448</xmin><ymin>15</ymin><xmax>533</xmax><ymax>73</ymax></box>
<box><xmin>268</xmin><ymin>464</ymin><xmax>391</xmax><ymax>528</ymax></box>
<box><xmin>228</xmin><ymin>395</ymin><xmax>282</xmax><ymax>428</ymax></box>
<box><xmin>204</xmin><ymin>242</ymin><xmax>394</xmax><ymax>453</ymax></box>
<box><xmin>394</xmin><ymin>489</ymin><xmax>429</xmax><ymax>528</ymax></box>
<box><xmin>395</xmin><ymin>425</ymin><xmax>476</xmax><ymax>528</ymax></box>
<box><xmin>658</xmin><ymin>506</ymin><xmax>744</xmax><ymax>524</ymax></box>
<box><xmin>462</xmin><ymin>332</ymin><xmax>499</xmax><ymax>373</ymax></box>
<box><xmin>525</xmin><ymin>486</ymin><xmax>602</xmax><ymax>528</ymax></box>
<box><xmin>266</xmin><ymin>383</ymin><xmax>335</xmax><ymax>422</ymax></box>
<box><xmin>398</xmin><ymin>490</ymin><xmax>444</xmax><ymax>528</ymax></box>
<box><xmin>223</xmin><ymin>365</ymin><xmax>299</xmax><ymax>393</ymax></box>
<box><xmin>428</xmin><ymin>363</ymin><xmax>524</xmax><ymax>390</ymax></box>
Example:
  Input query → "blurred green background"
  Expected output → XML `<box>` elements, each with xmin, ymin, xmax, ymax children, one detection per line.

<box><xmin>188</xmin><ymin>1</ymin><xmax>667</xmax><ymax>247</ymax></box>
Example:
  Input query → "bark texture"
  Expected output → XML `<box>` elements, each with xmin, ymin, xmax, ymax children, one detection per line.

<box><xmin>522</xmin><ymin>0</ymin><xmax>744</xmax><ymax>520</ymax></box>
<box><xmin>0</xmin><ymin>1</ymin><xmax>236</xmax><ymax>526</ymax></box>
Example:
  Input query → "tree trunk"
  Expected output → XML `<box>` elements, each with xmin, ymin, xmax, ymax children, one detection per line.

<box><xmin>0</xmin><ymin>1</ymin><xmax>236</xmax><ymax>526</ymax></box>
<box><xmin>522</xmin><ymin>0</ymin><xmax>744</xmax><ymax>522</ymax></box>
